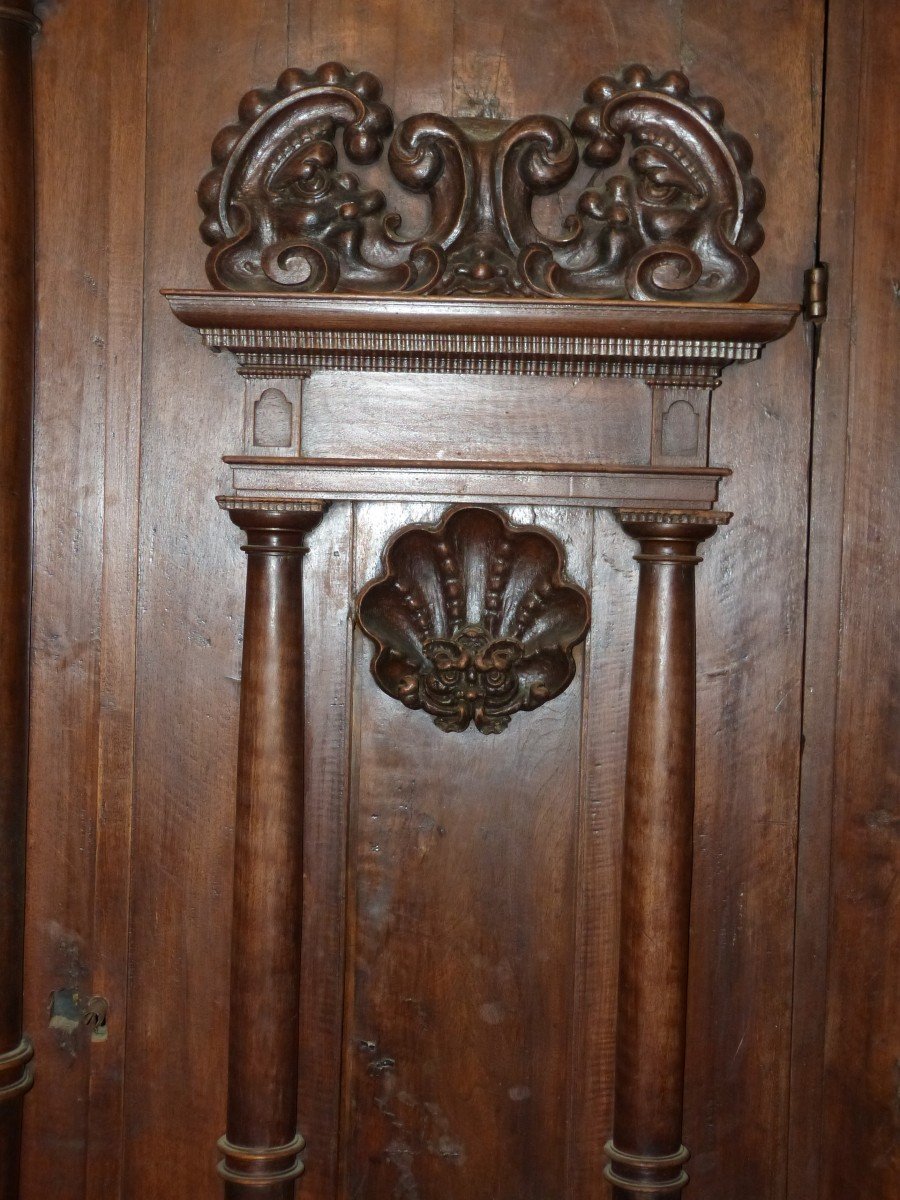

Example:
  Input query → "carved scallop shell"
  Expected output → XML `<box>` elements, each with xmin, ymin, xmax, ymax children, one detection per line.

<box><xmin>357</xmin><ymin>506</ymin><xmax>590</xmax><ymax>734</ymax></box>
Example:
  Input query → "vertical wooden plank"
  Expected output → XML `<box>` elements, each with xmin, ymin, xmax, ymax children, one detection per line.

<box><xmin>296</xmin><ymin>501</ymin><xmax>355</xmax><ymax>1200</ymax></box>
<box><xmin>343</xmin><ymin>501</ymin><xmax>590</xmax><ymax>1200</ymax></box>
<box><xmin>447</xmin><ymin>0</ymin><xmax>682</xmax><ymax>119</ymax></box>
<box><xmin>817</xmin><ymin>2</ymin><xmax>900</xmax><ymax>1197</ymax></box>
<box><xmin>124</xmin><ymin>2</ymin><xmax>288</xmax><ymax>1197</ymax></box>
<box><xmin>788</xmin><ymin>0</ymin><xmax>861</xmax><ymax>1192</ymax></box>
<box><xmin>82</xmin><ymin>4</ymin><xmax>148</xmax><ymax>1196</ymax></box>
<box><xmin>677</xmin><ymin>4</ymin><xmax>823</xmax><ymax>1198</ymax></box>
<box><xmin>23</xmin><ymin>2</ymin><xmax>114</xmax><ymax>1193</ymax></box>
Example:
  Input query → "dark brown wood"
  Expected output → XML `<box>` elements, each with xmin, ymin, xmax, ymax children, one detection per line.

<box><xmin>123</xmin><ymin>7</ymin><xmax>288</xmax><ymax>1197</ymax></box>
<box><xmin>356</xmin><ymin>505</ymin><xmax>590</xmax><ymax>733</ymax></box>
<box><xmin>786</xmin><ymin>0</ymin><xmax>862</xmax><ymax>1191</ymax></box>
<box><xmin>217</xmin><ymin>497</ymin><xmax>326</xmax><ymax>1198</ymax></box>
<box><xmin>805</xmin><ymin>1</ymin><xmax>900</xmax><ymax>1197</ymax></box>
<box><xmin>0</xmin><ymin>3</ymin><xmax>37</xmax><ymax>1194</ymax></box>
<box><xmin>198</xmin><ymin>63</ymin><xmax>763</xmax><ymax>301</ymax></box>
<box><xmin>166</xmin><ymin>289</ymin><xmax>798</xmax><ymax>381</ymax></box>
<box><xmin>342</xmin><ymin>501</ymin><xmax>592</xmax><ymax>1200</ymax></box>
<box><xmin>607</xmin><ymin>510</ymin><xmax>729</xmax><ymax>1199</ymax></box>
<box><xmin>16</xmin><ymin>4</ymin><xmax>852</xmax><ymax>1199</ymax></box>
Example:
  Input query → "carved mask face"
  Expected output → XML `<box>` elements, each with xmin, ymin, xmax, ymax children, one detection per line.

<box><xmin>421</xmin><ymin>628</ymin><xmax>524</xmax><ymax>733</ymax></box>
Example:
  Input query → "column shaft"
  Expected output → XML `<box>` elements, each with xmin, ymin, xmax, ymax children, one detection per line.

<box><xmin>218</xmin><ymin>498</ymin><xmax>327</xmax><ymax>1200</ymax></box>
<box><xmin>605</xmin><ymin>511</ymin><xmax>730</xmax><ymax>1199</ymax></box>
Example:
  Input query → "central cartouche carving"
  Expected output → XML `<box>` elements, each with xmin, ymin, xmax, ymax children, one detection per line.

<box><xmin>356</xmin><ymin>507</ymin><xmax>590</xmax><ymax>734</ymax></box>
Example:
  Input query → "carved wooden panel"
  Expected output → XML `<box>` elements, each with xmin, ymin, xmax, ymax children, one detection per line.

<box><xmin>199</xmin><ymin>62</ymin><xmax>763</xmax><ymax>302</ymax></box>
<box><xmin>356</xmin><ymin>505</ymin><xmax>590</xmax><ymax>734</ymax></box>
<box><xmin>25</xmin><ymin>5</ymin><xmax>885</xmax><ymax>1200</ymax></box>
<box><xmin>169</xmin><ymin>50</ymin><xmax>797</xmax><ymax>1200</ymax></box>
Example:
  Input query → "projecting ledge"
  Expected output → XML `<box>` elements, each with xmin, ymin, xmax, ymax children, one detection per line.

<box><xmin>165</xmin><ymin>291</ymin><xmax>798</xmax><ymax>382</ymax></box>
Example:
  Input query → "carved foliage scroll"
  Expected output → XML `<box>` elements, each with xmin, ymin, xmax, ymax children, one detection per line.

<box><xmin>356</xmin><ymin>507</ymin><xmax>590</xmax><ymax>735</ymax></box>
<box><xmin>199</xmin><ymin>62</ymin><xmax>764</xmax><ymax>301</ymax></box>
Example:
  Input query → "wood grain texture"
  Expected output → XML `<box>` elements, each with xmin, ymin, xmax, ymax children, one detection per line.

<box><xmin>22</xmin><ymin>4</ymin><xmax>145</xmax><ymax>1197</ymax></box>
<box><xmin>565</xmin><ymin>508</ymin><xmax>630</xmax><ymax>1194</ymax></box>
<box><xmin>218</xmin><ymin>500</ymin><xmax>326</xmax><ymax>1199</ymax></box>
<box><xmin>123</xmin><ymin>3</ymin><xmax>288</xmax><ymax>1196</ymax></box>
<box><xmin>816</xmin><ymin>1</ymin><xmax>900</xmax><ymax>1196</ymax></box>
<box><xmin>15</xmin><ymin>4</ymin><xmax>842</xmax><ymax>1199</ymax></box>
<box><xmin>295</xmin><ymin>501</ymin><xmax>355</xmax><ymax>1200</ymax></box>
<box><xmin>298</xmin><ymin>374</ymin><xmax>651</xmax><ymax>465</ymax></box>
<box><xmin>787</xmin><ymin>0</ymin><xmax>861</xmax><ymax>1191</ymax></box>
<box><xmin>82</xmin><ymin>4</ymin><xmax>148</xmax><ymax>1195</ymax></box>
<box><xmin>0</xmin><ymin>4</ymin><xmax>36</xmax><ymax>1194</ymax></box>
<box><xmin>343</xmin><ymin>501</ymin><xmax>592</xmax><ymax>1200</ymax></box>
<box><xmin>678</xmin><ymin>4</ymin><xmax>823</xmax><ymax>1198</ymax></box>
<box><xmin>606</xmin><ymin>513</ymin><xmax>729</xmax><ymax>1200</ymax></box>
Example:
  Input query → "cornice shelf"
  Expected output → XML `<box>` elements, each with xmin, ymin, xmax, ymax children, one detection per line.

<box><xmin>164</xmin><ymin>291</ymin><xmax>797</xmax><ymax>383</ymax></box>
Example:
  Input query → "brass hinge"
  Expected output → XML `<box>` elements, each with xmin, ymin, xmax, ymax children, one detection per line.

<box><xmin>804</xmin><ymin>263</ymin><xmax>829</xmax><ymax>324</ymax></box>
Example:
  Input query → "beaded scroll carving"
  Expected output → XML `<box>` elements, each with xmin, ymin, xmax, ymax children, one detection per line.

<box><xmin>199</xmin><ymin>62</ymin><xmax>764</xmax><ymax>302</ymax></box>
<box><xmin>356</xmin><ymin>507</ymin><xmax>590</xmax><ymax>735</ymax></box>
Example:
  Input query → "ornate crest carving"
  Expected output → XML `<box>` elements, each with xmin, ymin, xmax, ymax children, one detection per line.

<box><xmin>199</xmin><ymin>62</ymin><xmax>764</xmax><ymax>301</ymax></box>
<box><xmin>356</xmin><ymin>507</ymin><xmax>590</xmax><ymax>734</ymax></box>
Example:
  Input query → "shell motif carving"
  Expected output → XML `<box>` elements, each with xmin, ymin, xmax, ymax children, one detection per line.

<box><xmin>199</xmin><ymin>62</ymin><xmax>764</xmax><ymax>301</ymax></box>
<box><xmin>356</xmin><ymin>507</ymin><xmax>590</xmax><ymax>735</ymax></box>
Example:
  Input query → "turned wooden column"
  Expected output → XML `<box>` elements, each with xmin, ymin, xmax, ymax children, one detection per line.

<box><xmin>217</xmin><ymin>497</ymin><xmax>328</xmax><ymax>1199</ymax></box>
<box><xmin>0</xmin><ymin>4</ymin><xmax>39</xmax><ymax>1195</ymax></box>
<box><xmin>605</xmin><ymin>509</ymin><xmax>730</xmax><ymax>1199</ymax></box>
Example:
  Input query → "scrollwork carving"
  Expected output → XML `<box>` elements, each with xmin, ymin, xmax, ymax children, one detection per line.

<box><xmin>200</xmin><ymin>62</ymin><xmax>764</xmax><ymax>301</ymax></box>
<box><xmin>356</xmin><ymin>507</ymin><xmax>590</xmax><ymax>735</ymax></box>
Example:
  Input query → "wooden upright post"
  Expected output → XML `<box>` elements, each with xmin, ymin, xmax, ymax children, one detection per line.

<box><xmin>606</xmin><ymin>510</ymin><xmax>730</xmax><ymax>1198</ymax></box>
<box><xmin>217</xmin><ymin>497</ymin><xmax>327</xmax><ymax>1199</ymax></box>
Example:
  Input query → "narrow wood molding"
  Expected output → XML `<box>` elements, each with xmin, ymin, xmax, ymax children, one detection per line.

<box><xmin>217</xmin><ymin>1134</ymin><xmax>306</xmax><ymax>1187</ymax></box>
<box><xmin>604</xmin><ymin>1140</ymin><xmax>690</xmax><ymax>1195</ymax></box>
<box><xmin>166</xmin><ymin>290</ymin><xmax>797</xmax><ymax>381</ymax></box>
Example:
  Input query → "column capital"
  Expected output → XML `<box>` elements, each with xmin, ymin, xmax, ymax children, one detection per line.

<box><xmin>614</xmin><ymin>508</ymin><xmax>732</xmax><ymax>564</ymax></box>
<box><xmin>217</xmin><ymin>495</ymin><xmax>328</xmax><ymax>551</ymax></box>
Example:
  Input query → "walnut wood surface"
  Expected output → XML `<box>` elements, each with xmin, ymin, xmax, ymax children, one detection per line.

<box><xmin>166</xmin><ymin>289</ymin><xmax>797</xmax><ymax>380</ymax></box>
<box><xmin>606</xmin><ymin>512</ymin><xmax>729</xmax><ymax>1199</ymax></box>
<box><xmin>218</xmin><ymin>499</ymin><xmax>326</xmax><ymax>1198</ymax></box>
<box><xmin>17</xmin><ymin>4</ymin><xmax>897</xmax><ymax>1200</ymax></box>
<box><xmin>197</xmin><ymin>63</ymin><xmax>765</xmax><ymax>302</ymax></box>
<box><xmin>805</xmin><ymin>2</ymin><xmax>899</xmax><ymax>1197</ymax></box>
<box><xmin>226</xmin><ymin>459</ymin><xmax>727</xmax><ymax>509</ymax></box>
<box><xmin>356</xmin><ymin>505</ymin><xmax>590</xmax><ymax>734</ymax></box>
<box><xmin>0</xmin><ymin>5</ymin><xmax>37</xmax><ymax>1194</ymax></box>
